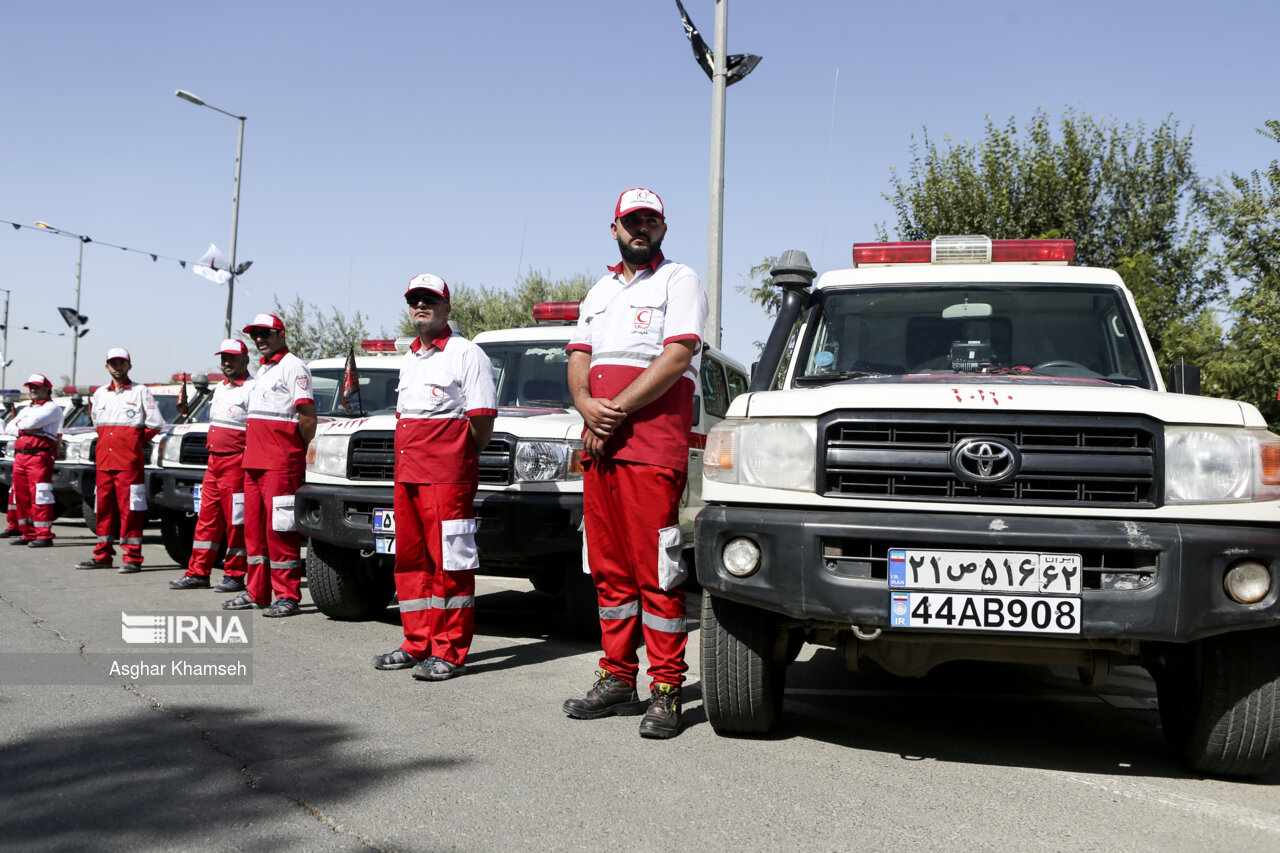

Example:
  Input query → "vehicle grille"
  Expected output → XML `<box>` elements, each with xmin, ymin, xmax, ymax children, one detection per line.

<box><xmin>179</xmin><ymin>435</ymin><xmax>210</xmax><ymax>466</ymax></box>
<box><xmin>346</xmin><ymin>431</ymin><xmax>515</xmax><ymax>484</ymax></box>
<box><xmin>822</xmin><ymin>412</ymin><xmax>1160</xmax><ymax>507</ymax></box>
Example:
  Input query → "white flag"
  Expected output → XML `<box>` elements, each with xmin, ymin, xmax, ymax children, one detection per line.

<box><xmin>193</xmin><ymin>243</ymin><xmax>232</xmax><ymax>285</ymax></box>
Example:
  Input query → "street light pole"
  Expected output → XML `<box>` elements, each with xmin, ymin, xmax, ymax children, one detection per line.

<box><xmin>34</xmin><ymin>221</ymin><xmax>88</xmax><ymax>385</ymax></box>
<box><xmin>0</xmin><ymin>287</ymin><xmax>10</xmax><ymax>388</ymax></box>
<box><xmin>705</xmin><ymin>0</ymin><xmax>729</xmax><ymax>349</ymax></box>
<box><xmin>176</xmin><ymin>89</ymin><xmax>246</xmax><ymax>339</ymax></box>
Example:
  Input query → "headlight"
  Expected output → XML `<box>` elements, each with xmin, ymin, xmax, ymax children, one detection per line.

<box><xmin>67</xmin><ymin>441</ymin><xmax>88</xmax><ymax>462</ymax></box>
<box><xmin>307</xmin><ymin>433</ymin><xmax>350</xmax><ymax>477</ymax></box>
<box><xmin>1166</xmin><ymin>427</ymin><xmax>1280</xmax><ymax>503</ymax></box>
<box><xmin>162</xmin><ymin>434</ymin><xmax>184</xmax><ymax>464</ymax></box>
<box><xmin>704</xmin><ymin>419</ymin><xmax>817</xmax><ymax>491</ymax></box>
<box><xmin>513</xmin><ymin>440</ymin><xmax>583</xmax><ymax>483</ymax></box>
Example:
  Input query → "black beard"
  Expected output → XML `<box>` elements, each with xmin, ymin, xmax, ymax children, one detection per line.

<box><xmin>617</xmin><ymin>234</ymin><xmax>662</xmax><ymax>267</ymax></box>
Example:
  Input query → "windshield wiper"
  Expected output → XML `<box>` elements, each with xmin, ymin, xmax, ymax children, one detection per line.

<box><xmin>794</xmin><ymin>370</ymin><xmax>888</xmax><ymax>386</ymax></box>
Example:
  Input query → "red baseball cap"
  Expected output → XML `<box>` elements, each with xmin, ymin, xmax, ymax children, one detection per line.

<box><xmin>24</xmin><ymin>373</ymin><xmax>52</xmax><ymax>389</ymax></box>
<box><xmin>615</xmin><ymin>187</ymin><xmax>664</xmax><ymax>220</ymax></box>
<box><xmin>242</xmin><ymin>313</ymin><xmax>286</xmax><ymax>334</ymax></box>
<box><xmin>215</xmin><ymin>338</ymin><xmax>249</xmax><ymax>355</ymax></box>
<box><xmin>405</xmin><ymin>273</ymin><xmax>450</xmax><ymax>301</ymax></box>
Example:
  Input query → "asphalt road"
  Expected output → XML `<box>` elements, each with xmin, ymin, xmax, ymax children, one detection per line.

<box><xmin>3</xmin><ymin>519</ymin><xmax>1280</xmax><ymax>852</ymax></box>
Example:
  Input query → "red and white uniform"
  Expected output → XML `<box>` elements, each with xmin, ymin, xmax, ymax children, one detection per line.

<box><xmin>392</xmin><ymin>327</ymin><xmax>497</xmax><ymax>663</ymax></box>
<box><xmin>183</xmin><ymin>374</ymin><xmax>254</xmax><ymax>581</ymax></box>
<box><xmin>242</xmin><ymin>349</ymin><xmax>312</xmax><ymax>605</ymax></box>
<box><xmin>567</xmin><ymin>254</ymin><xmax>709</xmax><ymax>688</ymax></box>
<box><xmin>91</xmin><ymin>381</ymin><xmax>163</xmax><ymax>565</ymax></box>
<box><xmin>4</xmin><ymin>400</ymin><xmax>61</xmax><ymax>542</ymax></box>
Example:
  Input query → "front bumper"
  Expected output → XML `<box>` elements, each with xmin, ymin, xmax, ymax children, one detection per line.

<box><xmin>695</xmin><ymin>504</ymin><xmax>1280</xmax><ymax>643</ymax></box>
<box><xmin>296</xmin><ymin>484</ymin><xmax>583</xmax><ymax>566</ymax></box>
<box><xmin>152</xmin><ymin>468</ymin><xmax>204</xmax><ymax>513</ymax></box>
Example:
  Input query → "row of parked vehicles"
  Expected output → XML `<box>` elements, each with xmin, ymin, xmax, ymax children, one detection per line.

<box><xmin>5</xmin><ymin>237</ymin><xmax>1280</xmax><ymax>777</ymax></box>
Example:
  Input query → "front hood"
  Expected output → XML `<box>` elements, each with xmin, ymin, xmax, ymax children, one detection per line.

<box><xmin>740</xmin><ymin>377</ymin><xmax>1266</xmax><ymax>427</ymax></box>
<box><xmin>315</xmin><ymin>408</ymin><xmax>583</xmax><ymax>441</ymax></box>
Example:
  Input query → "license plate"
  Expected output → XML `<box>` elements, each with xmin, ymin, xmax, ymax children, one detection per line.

<box><xmin>373</xmin><ymin>507</ymin><xmax>396</xmax><ymax>555</ymax></box>
<box><xmin>888</xmin><ymin>548</ymin><xmax>1082</xmax><ymax>596</ymax></box>
<box><xmin>192</xmin><ymin>484</ymin><xmax>202</xmax><ymax>515</ymax></box>
<box><xmin>890</xmin><ymin>591</ymin><xmax>1081</xmax><ymax>634</ymax></box>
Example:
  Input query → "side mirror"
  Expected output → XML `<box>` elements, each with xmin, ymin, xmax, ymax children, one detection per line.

<box><xmin>691</xmin><ymin>395</ymin><xmax>701</xmax><ymax>427</ymax></box>
<box><xmin>1168</xmin><ymin>363</ymin><xmax>1201</xmax><ymax>395</ymax></box>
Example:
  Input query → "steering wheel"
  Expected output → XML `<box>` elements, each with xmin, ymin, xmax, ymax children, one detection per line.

<box><xmin>1033</xmin><ymin>360</ymin><xmax>1092</xmax><ymax>372</ymax></box>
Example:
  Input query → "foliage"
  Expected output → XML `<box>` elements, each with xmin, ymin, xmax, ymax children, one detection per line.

<box><xmin>394</xmin><ymin>270</ymin><xmax>592</xmax><ymax>338</ymax></box>
<box><xmin>735</xmin><ymin>256</ymin><xmax>780</xmax><ymax>319</ymax></box>
<box><xmin>267</xmin><ymin>296</ymin><xmax>370</xmax><ymax>361</ymax></box>
<box><xmin>1204</xmin><ymin>120</ymin><xmax>1280</xmax><ymax>428</ymax></box>
<box><xmin>876</xmin><ymin>110</ymin><xmax>1226</xmax><ymax>361</ymax></box>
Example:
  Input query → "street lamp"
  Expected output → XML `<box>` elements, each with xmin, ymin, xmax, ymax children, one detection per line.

<box><xmin>34</xmin><ymin>221</ymin><xmax>89</xmax><ymax>385</ymax></box>
<box><xmin>0</xmin><ymin>287</ymin><xmax>10</xmax><ymax>387</ymax></box>
<box><xmin>175</xmin><ymin>89</ymin><xmax>246</xmax><ymax>339</ymax></box>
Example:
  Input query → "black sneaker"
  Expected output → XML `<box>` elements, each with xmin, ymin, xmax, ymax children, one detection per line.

<box><xmin>212</xmin><ymin>576</ymin><xmax>246</xmax><ymax>593</ymax></box>
<box><xmin>117</xmin><ymin>564</ymin><xmax>142</xmax><ymax>574</ymax></box>
<box><xmin>9</xmin><ymin>538</ymin><xmax>32</xmax><ymax>546</ymax></box>
<box><xmin>262</xmin><ymin>598</ymin><xmax>301</xmax><ymax>618</ymax></box>
<box><xmin>562</xmin><ymin>669</ymin><xmax>645</xmax><ymax>719</ymax></box>
<box><xmin>27</xmin><ymin>539</ymin><xmax>53</xmax><ymax>549</ymax></box>
<box><xmin>638</xmin><ymin>683</ymin><xmax>683</xmax><ymax>739</ymax></box>
<box><xmin>75</xmin><ymin>559</ymin><xmax>113</xmax><ymax>570</ymax></box>
<box><xmin>169</xmin><ymin>575</ymin><xmax>211</xmax><ymax>590</ymax></box>
<box><xmin>0</xmin><ymin>529</ymin><xmax>19</xmax><ymax>539</ymax></box>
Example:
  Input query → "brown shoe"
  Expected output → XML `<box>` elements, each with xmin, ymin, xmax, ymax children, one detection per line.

<box><xmin>562</xmin><ymin>669</ymin><xmax>645</xmax><ymax>719</ymax></box>
<box><xmin>638</xmin><ymin>683</ymin><xmax>683</xmax><ymax>739</ymax></box>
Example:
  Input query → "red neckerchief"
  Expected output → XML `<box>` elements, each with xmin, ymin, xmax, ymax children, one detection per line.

<box><xmin>607</xmin><ymin>250</ymin><xmax>665</xmax><ymax>277</ymax></box>
<box><xmin>409</xmin><ymin>327</ymin><xmax>453</xmax><ymax>354</ymax></box>
<box><xmin>221</xmin><ymin>374</ymin><xmax>249</xmax><ymax>387</ymax></box>
<box><xmin>109</xmin><ymin>379</ymin><xmax>134</xmax><ymax>392</ymax></box>
<box><xmin>259</xmin><ymin>346</ymin><xmax>289</xmax><ymax>367</ymax></box>
<box><xmin>29</xmin><ymin>398</ymin><xmax>52</xmax><ymax>406</ymax></box>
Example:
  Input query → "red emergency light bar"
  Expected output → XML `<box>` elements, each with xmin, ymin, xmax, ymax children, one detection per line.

<box><xmin>852</xmin><ymin>237</ymin><xmax>1075</xmax><ymax>267</ymax></box>
<box><xmin>532</xmin><ymin>302</ymin><xmax>580</xmax><ymax>323</ymax></box>
<box><xmin>172</xmin><ymin>373</ymin><xmax>194</xmax><ymax>382</ymax></box>
<box><xmin>360</xmin><ymin>339</ymin><xmax>398</xmax><ymax>353</ymax></box>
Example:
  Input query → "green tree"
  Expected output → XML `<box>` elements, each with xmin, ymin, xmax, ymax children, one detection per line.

<box><xmin>1205</xmin><ymin>120</ymin><xmax>1280</xmax><ymax>429</ymax></box>
<box><xmin>268</xmin><ymin>296</ymin><xmax>370</xmax><ymax>360</ymax></box>
<box><xmin>395</xmin><ymin>270</ymin><xmax>592</xmax><ymax>338</ymax></box>
<box><xmin>876</xmin><ymin>110</ymin><xmax>1226</xmax><ymax>362</ymax></box>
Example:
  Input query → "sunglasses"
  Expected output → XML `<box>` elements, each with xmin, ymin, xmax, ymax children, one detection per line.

<box><xmin>406</xmin><ymin>291</ymin><xmax>445</xmax><ymax>307</ymax></box>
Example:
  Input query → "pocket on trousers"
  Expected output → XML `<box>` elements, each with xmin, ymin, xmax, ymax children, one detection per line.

<box><xmin>271</xmin><ymin>494</ymin><xmax>296</xmax><ymax>532</ymax></box>
<box><xmin>657</xmin><ymin>524</ymin><xmax>687</xmax><ymax>591</ymax></box>
<box><xmin>441</xmin><ymin>517</ymin><xmax>479</xmax><ymax>572</ymax></box>
<box><xmin>231</xmin><ymin>492</ymin><xmax>245</xmax><ymax>526</ymax></box>
<box><xmin>129</xmin><ymin>483</ymin><xmax>148</xmax><ymax>512</ymax></box>
<box><xmin>35</xmin><ymin>483</ymin><xmax>56</xmax><ymax>506</ymax></box>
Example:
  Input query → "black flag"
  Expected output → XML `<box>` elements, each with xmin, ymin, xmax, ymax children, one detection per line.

<box><xmin>674</xmin><ymin>0</ymin><xmax>761</xmax><ymax>85</ymax></box>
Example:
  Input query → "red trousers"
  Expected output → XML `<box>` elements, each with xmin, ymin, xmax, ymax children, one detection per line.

<box><xmin>94</xmin><ymin>465</ymin><xmax>147</xmax><ymax>565</ymax></box>
<box><xmin>5</xmin><ymin>491</ymin><xmax>18</xmax><ymax>533</ymax></box>
<box><xmin>12</xmin><ymin>451</ymin><xmax>56</xmax><ymax>541</ymax></box>
<box><xmin>583</xmin><ymin>459</ymin><xmax>688</xmax><ymax>688</ymax></box>
<box><xmin>393</xmin><ymin>481</ymin><xmax>478</xmax><ymax>663</ymax></box>
<box><xmin>243</xmin><ymin>467</ymin><xmax>303</xmax><ymax>605</ymax></box>
<box><xmin>185</xmin><ymin>452</ymin><xmax>247</xmax><ymax>580</ymax></box>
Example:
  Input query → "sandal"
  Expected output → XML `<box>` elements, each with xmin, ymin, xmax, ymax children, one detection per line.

<box><xmin>372</xmin><ymin>648</ymin><xmax>421</xmax><ymax>670</ymax></box>
<box><xmin>411</xmin><ymin>656</ymin><xmax>466</xmax><ymax>682</ymax></box>
<box><xmin>262</xmin><ymin>598</ymin><xmax>301</xmax><ymax>618</ymax></box>
<box><xmin>221</xmin><ymin>592</ymin><xmax>262</xmax><ymax>611</ymax></box>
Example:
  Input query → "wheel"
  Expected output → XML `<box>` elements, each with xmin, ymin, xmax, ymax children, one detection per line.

<box><xmin>529</xmin><ymin>565</ymin><xmax>566</xmax><ymax>596</ymax></box>
<box><xmin>1152</xmin><ymin>627</ymin><xmax>1280</xmax><ymax>777</ymax></box>
<box><xmin>160</xmin><ymin>511</ymin><xmax>197</xmax><ymax>565</ymax></box>
<box><xmin>563</xmin><ymin>564</ymin><xmax>601</xmax><ymax>642</ymax></box>
<box><xmin>81</xmin><ymin>497</ymin><xmax>95</xmax><ymax>529</ymax></box>
<box><xmin>306</xmin><ymin>539</ymin><xmax>395</xmax><ymax>621</ymax></box>
<box><xmin>700</xmin><ymin>593</ymin><xmax>787</xmax><ymax>734</ymax></box>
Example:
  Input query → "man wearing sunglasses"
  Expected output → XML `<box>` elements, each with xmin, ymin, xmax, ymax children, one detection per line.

<box><xmin>223</xmin><ymin>313</ymin><xmax>316</xmax><ymax>617</ymax></box>
<box><xmin>371</xmin><ymin>273</ymin><xmax>496</xmax><ymax>681</ymax></box>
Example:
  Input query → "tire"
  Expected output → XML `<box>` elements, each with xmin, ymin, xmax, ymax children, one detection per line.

<box><xmin>701</xmin><ymin>592</ymin><xmax>787</xmax><ymax>734</ymax></box>
<box><xmin>563</xmin><ymin>564</ymin><xmax>602</xmax><ymax>642</ymax></box>
<box><xmin>160</xmin><ymin>512</ymin><xmax>197</xmax><ymax>566</ymax></box>
<box><xmin>1153</xmin><ymin>626</ymin><xmax>1280</xmax><ymax>777</ymax></box>
<box><xmin>81</xmin><ymin>497</ymin><xmax>96</xmax><ymax>529</ymax></box>
<box><xmin>306</xmin><ymin>539</ymin><xmax>395</xmax><ymax>621</ymax></box>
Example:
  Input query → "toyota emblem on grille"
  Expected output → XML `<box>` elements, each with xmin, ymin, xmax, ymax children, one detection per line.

<box><xmin>949</xmin><ymin>437</ymin><xmax>1021</xmax><ymax>485</ymax></box>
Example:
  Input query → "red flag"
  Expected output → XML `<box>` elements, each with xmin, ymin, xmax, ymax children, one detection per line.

<box><xmin>340</xmin><ymin>346</ymin><xmax>359</xmax><ymax>412</ymax></box>
<box><xmin>177</xmin><ymin>374</ymin><xmax>190</xmax><ymax>416</ymax></box>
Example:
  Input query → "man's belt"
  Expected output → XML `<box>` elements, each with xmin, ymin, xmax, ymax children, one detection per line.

<box><xmin>16</xmin><ymin>448</ymin><xmax>54</xmax><ymax>455</ymax></box>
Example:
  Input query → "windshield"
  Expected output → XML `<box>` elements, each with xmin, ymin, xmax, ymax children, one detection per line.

<box><xmin>795</xmin><ymin>284</ymin><xmax>1153</xmax><ymax>388</ymax></box>
<box><xmin>310</xmin><ymin>367</ymin><xmax>401</xmax><ymax>416</ymax></box>
<box><xmin>479</xmin><ymin>341</ymin><xmax>574</xmax><ymax>408</ymax></box>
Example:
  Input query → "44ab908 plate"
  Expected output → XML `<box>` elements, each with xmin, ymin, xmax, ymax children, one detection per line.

<box><xmin>889</xmin><ymin>591</ymin><xmax>1081</xmax><ymax>634</ymax></box>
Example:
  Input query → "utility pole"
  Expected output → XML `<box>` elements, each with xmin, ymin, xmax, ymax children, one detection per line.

<box><xmin>705</xmin><ymin>0</ymin><xmax>728</xmax><ymax>349</ymax></box>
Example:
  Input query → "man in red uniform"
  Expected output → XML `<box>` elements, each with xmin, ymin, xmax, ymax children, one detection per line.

<box><xmin>170</xmin><ymin>339</ymin><xmax>253</xmax><ymax>591</ymax></box>
<box><xmin>76</xmin><ymin>348</ymin><xmax>164</xmax><ymax>573</ymax></box>
<box><xmin>3</xmin><ymin>374</ymin><xmax>61</xmax><ymax>548</ymax></box>
<box><xmin>372</xmin><ymin>273</ymin><xmax>496</xmax><ymax>680</ymax></box>
<box><xmin>223</xmin><ymin>313</ymin><xmax>316</xmax><ymax>617</ymax></box>
<box><xmin>562</xmin><ymin>188</ymin><xmax>709</xmax><ymax>739</ymax></box>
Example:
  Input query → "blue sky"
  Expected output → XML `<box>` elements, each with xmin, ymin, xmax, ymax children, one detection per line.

<box><xmin>2</xmin><ymin>0</ymin><xmax>1276</xmax><ymax>389</ymax></box>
